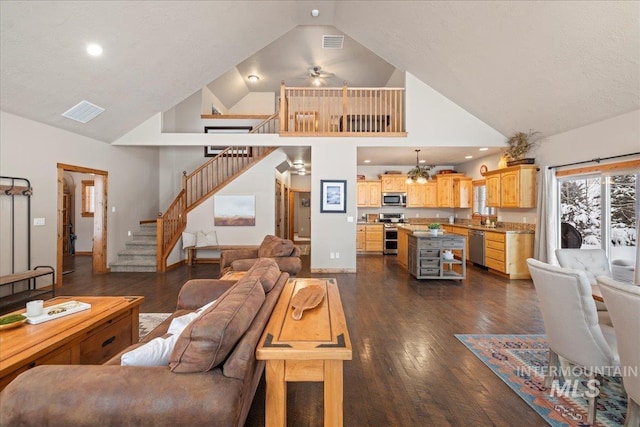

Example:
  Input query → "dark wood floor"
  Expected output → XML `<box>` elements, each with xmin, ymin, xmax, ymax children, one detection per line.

<box><xmin>59</xmin><ymin>254</ymin><xmax>548</xmax><ymax>426</ymax></box>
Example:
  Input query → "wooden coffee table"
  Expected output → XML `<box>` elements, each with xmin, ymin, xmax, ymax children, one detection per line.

<box><xmin>0</xmin><ymin>295</ymin><xmax>143</xmax><ymax>390</ymax></box>
<box><xmin>257</xmin><ymin>278</ymin><xmax>351</xmax><ymax>427</ymax></box>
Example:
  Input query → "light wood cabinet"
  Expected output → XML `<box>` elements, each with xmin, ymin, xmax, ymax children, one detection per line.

<box><xmin>356</xmin><ymin>181</ymin><xmax>381</xmax><ymax>207</ymax></box>
<box><xmin>357</xmin><ymin>224</ymin><xmax>383</xmax><ymax>253</ymax></box>
<box><xmin>484</xmin><ymin>231</ymin><xmax>534</xmax><ymax>279</ymax></box>
<box><xmin>381</xmin><ymin>175</ymin><xmax>407</xmax><ymax>193</ymax></box>
<box><xmin>397</xmin><ymin>227</ymin><xmax>410</xmax><ymax>268</ymax></box>
<box><xmin>436</xmin><ymin>174</ymin><xmax>472</xmax><ymax>208</ymax></box>
<box><xmin>406</xmin><ymin>181</ymin><xmax>438</xmax><ymax>208</ymax></box>
<box><xmin>484</xmin><ymin>165</ymin><xmax>537</xmax><ymax>208</ymax></box>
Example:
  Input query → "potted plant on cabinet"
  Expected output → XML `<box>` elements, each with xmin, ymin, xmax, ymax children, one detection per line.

<box><xmin>504</xmin><ymin>129</ymin><xmax>543</xmax><ymax>166</ymax></box>
<box><xmin>428</xmin><ymin>223</ymin><xmax>441</xmax><ymax>236</ymax></box>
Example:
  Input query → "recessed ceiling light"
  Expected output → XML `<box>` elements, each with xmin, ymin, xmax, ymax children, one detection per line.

<box><xmin>87</xmin><ymin>43</ymin><xmax>103</xmax><ymax>56</ymax></box>
<box><xmin>293</xmin><ymin>161</ymin><xmax>304</xmax><ymax>168</ymax></box>
<box><xmin>311</xmin><ymin>9</ymin><xmax>319</xmax><ymax>17</ymax></box>
<box><xmin>364</xmin><ymin>159</ymin><xmax>371</xmax><ymax>163</ymax></box>
<box><xmin>465</xmin><ymin>155</ymin><xmax>473</xmax><ymax>159</ymax></box>
<box><xmin>479</xmin><ymin>147</ymin><xmax>488</xmax><ymax>151</ymax></box>
<box><xmin>298</xmin><ymin>169</ymin><xmax>307</xmax><ymax>175</ymax></box>
<box><xmin>248</xmin><ymin>75</ymin><xmax>259</xmax><ymax>82</ymax></box>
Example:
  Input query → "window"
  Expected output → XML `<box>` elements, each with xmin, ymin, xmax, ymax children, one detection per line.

<box><xmin>559</xmin><ymin>171</ymin><xmax>637</xmax><ymax>262</ymax></box>
<box><xmin>81</xmin><ymin>180</ymin><xmax>95</xmax><ymax>217</ymax></box>
<box><xmin>472</xmin><ymin>180</ymin><xmax>495</xmax><ymax>217</ymax></box>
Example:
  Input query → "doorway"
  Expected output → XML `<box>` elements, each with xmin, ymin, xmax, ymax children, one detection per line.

<box><xmin>291</xmin><ymin>190</ymin><xmax>311</xmax><ymax>243</ymax></box>
<box><xmin>56</xmin><ymin>163</ymin><xmax>108</xmax><ymax>287</ymax></box>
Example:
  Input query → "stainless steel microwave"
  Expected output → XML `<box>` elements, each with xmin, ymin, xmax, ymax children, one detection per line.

<box><xmin>382</xmin><ymin>192</ymin><xmax>406</xmax><ymax>206</ymax></box>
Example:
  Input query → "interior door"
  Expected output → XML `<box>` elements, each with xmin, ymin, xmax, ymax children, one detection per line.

<box><xmin>275</xmin><ymin>179</ymin><xmax>282</xmax><ymax>238</ymax></box>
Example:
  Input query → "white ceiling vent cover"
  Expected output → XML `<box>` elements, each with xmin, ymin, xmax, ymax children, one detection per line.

<box><xmin>62</xmin><ymin>100</ymin><xmax>105</xmax><ymax>123</ymax></box>
<box><xmin>322</xmin><ymin>35</ymin><xmax>344</xmax><ymax>49</ymax></box>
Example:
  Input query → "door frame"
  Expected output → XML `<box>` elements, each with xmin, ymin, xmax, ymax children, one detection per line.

<box><xmin>56</xmin><ymin>163</ymin><xmax>108</xmax><ymax>286</ymax></box>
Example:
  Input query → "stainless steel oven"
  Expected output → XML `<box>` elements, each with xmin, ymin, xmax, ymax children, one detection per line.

<box><xmin>379</xmin><ymin>213</ymin><xmax>405</xmax><ymax>254</ymax></box>
<box><xmin>383</xmin><ymin>225</ymin><xmax>399</xmax><ymax>254</ymax></box>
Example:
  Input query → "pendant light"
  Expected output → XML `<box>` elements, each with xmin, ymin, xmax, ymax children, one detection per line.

<box><xmin>406</xmin><ymin>149</ymin><xmax>432</xmax><ymax>184</ymax></box>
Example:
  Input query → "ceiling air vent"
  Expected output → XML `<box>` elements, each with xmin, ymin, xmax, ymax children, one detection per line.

<box><xmin>62</xmin><ymin>100</ymin><xmax>105</xmax><ymax>123</ymax></box>
<box><xmin>322</xmin><ymin>35</ymin><xmax>344</xmax><ymax>49</ymax></box>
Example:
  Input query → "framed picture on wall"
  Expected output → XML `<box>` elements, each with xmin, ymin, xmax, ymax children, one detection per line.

<box><xmin>320</xmin><ymin>179</ymin><xmax>346</xmax><ymax>213</ymax></box>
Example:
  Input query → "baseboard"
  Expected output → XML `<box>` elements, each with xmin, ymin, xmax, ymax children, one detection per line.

<box><xmin>310</xmin><ymin>268</ymin><xmax>356</xmax><ymax>273</ymax></box>
<box><xmin>74</xmin><ymin>252</ymin><xmax>92</xmax><ymax>256</ymax></box>
<box><xmin>165</xmin><ymin>260</ymin><xmax>185</xmax><ymax>271</ymax></box>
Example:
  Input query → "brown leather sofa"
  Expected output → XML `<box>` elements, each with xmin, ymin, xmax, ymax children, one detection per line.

<box><xmin>220</xmin><ymin>234</ymin><xmax>302</xmax><ymax>277</ymax></box>
<box><xmin>0</xmin><ymin>258</ymin><xmax>288</xmax><ymax>427</ymax></box>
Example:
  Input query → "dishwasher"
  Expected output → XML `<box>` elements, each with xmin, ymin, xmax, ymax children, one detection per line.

<box><xmin>468</xmin><ymin>229</ymin><xmax>485</xmax><ymax>266</ymax></box>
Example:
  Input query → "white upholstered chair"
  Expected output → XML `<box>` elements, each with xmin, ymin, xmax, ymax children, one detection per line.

<box><xmin>597</xmin><ymin>275</ymin><xmax>640</xmax><ymax>427</ymax></box>
<box><xmin>527</xmin><ymin>258</ymin><xmax>620</xmax><ymax>425</ymax></box>
<box><xmin>555</xmin><ymin>248</ymin><xmax>612</xmax><ymax>321</ymax></box>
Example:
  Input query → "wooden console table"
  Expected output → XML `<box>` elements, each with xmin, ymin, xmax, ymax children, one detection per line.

<box><xmin>0</xmin><ymin>295</ymin><xmax>143</xmax><ymax>390</ymax></box>
<box><xmin>256</xmin><ymin>278</ymin><xmax>351</xmax><ymax>427</ymax></box>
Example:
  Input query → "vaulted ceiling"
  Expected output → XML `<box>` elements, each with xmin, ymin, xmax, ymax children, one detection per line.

<box><xmin>1</xmin><ymin>1</ymin><xmax>638</xmax><ymax>148</ymax></box>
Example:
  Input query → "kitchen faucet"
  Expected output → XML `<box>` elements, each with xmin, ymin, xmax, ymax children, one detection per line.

<box><xmin>472</xmin><ymin>212</ymin><xmax>486</xmax><ymax>225</ymax></box>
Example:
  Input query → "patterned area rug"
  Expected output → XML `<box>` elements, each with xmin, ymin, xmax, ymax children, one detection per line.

<box><xmin>138</xmin><ymin>313</ymin><xmax>170</xmax><ymax>341</ymax></box>
<box><xmin>455</xmin><ymin>334</ymin><xmax>627</xmax><ymax>427</ymax></box>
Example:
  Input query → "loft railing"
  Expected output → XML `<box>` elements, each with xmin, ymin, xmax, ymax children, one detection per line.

<box><xmin>156</xmin><ymin>145</ymin><xmax>276</xmax><ymax>271</ymax></box>
<box><xmin>279</xmin><ymin>83</ymin><xmax>406</xmax><ymax>136</ymax></box>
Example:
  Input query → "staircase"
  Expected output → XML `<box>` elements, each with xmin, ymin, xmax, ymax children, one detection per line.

<box><xmin>109</xmin><ymin>223</ymin><xmax>157</xmax><ymax>272</ymax></box>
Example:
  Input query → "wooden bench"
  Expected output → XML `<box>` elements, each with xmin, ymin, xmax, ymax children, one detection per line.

<box><xmin>184</xmin><ymin>246</ymin><xmax>257</xmax><ymax>266</ymax></box>
<box><xmin>0</xmin><ymin>266</ymin><xmax>55</xmax><ymax>313</ymax></box>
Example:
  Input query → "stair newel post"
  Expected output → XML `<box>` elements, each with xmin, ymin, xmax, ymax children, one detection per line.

<box><xmin>156</xmin><ymin>212</ymin><xmax>165</xmax><ymax>272</ymax></box>
<box><xmin>181</xmin><ymin>171</ymin><xmax>188</xmax><ymax>209</ymax></box>
<box><xmin>280</xmin><ymin>81</ymin><xmax>287</xmax><ymax>133</ymax></box>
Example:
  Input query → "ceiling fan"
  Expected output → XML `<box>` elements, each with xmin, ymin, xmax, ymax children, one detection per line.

<box><xmin>305</xmin><ymin>65</ymin><xmax>335</xmax><ymax>86</ymax></box>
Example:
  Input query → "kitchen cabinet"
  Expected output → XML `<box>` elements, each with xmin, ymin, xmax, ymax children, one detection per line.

<box><xmin>381</xmin><ymin>175</ymin><xmax>407</xmax><ymax>193</ymax></box>
<box><xmin>484</xmin><ymin>165</ymin><xmax>537</xmax><ymax>208</ymax></box>
<box><xmin>484</xmin><ymin>231</ymin><xmax>534</xmax><ymax>279</ymax></box>
<box><xmin>356</xmin><ymin>224</ymin><xmax>383</xmax><ymax>253</ymax></box>
<box><xmin>407</xmin><ymin>234</ymin><xmax>466</xmax><ymax>280</ymax></box>
<box><xmin>405</xmin><ymin>181</ymin><xmax>437</xmax><ymax>208</ymax></box>
<box><xmin>397</xmin><ymin>227</ymin><xmax>410</xmax><ymax>268</ymax></box>
<box><xmin>436</xmin><ymin>174</ymin><xmax>472</xmax><ymax>208</ymax></box>
<box><xmin>356</xmin><ymin>181</ymin><xmax>381</xmax><ymax>207</ymax></box>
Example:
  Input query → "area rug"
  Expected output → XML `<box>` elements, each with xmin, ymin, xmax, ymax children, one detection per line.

<box><xmin>455</xmin><ymin>334</ymin><xmax>627</xmax><ymax>427</ymax></box>
<box><xmin>138</xmin><ymin>313</ymin><xmax>170</xmax><ymax>340</ymax></box>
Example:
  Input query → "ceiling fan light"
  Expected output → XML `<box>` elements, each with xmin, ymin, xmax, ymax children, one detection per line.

<box><xmin>312</xmin><ymin>77</ymin><xmax>321</xmax><ymax>86</ymax></box>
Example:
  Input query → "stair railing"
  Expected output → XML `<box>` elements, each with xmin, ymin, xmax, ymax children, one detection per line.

<box><xmin>156</xmin><ymin>145</ymin><xmax>276</xmax><ymax>271</ymax></box>
<box><xmin>250</xmin><ymin>112</ymin><xmax>279</xmax><ymax>134</ymax></box>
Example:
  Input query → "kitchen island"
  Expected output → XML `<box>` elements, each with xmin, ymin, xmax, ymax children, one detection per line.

<box><xmin>404</xmin><ymin>230</ymin><xmax>466</xmax><ymax>280</ymax></box>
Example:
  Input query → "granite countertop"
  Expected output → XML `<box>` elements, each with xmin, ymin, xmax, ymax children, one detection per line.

<box><xmin>397</xmin><ymin>223</ymin><xmax>534</xmax><ymax>235</ymax></box>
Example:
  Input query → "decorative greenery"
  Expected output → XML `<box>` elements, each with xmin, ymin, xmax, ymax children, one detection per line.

<box><xmin>504</xmin><ymin>129</ymin><xmax>543</xmax><ymax>161</ymax></box>
<box><xmin>428</xmin><ymin>223</ymin><xmax>441</xmax><ymax>230</ymax></box>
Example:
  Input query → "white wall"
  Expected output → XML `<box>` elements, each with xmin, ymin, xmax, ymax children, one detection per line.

<box><xmin>0</xmin><ymin>111</ymin><xmax>160</xmax><ymax>275</ymax></box>
<box><xmin>229</xmin><ymin>92</ymin><xmax>276</xmax><ymax>115</ymax></box>
<box><xmin>311</xmin><ymin>142</ymin><xmax>358</xmax><ymax>272</ymax></box>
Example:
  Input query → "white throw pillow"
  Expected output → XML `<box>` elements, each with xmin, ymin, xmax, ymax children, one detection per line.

<box><xmin>196</xmin><ymin>230</ymin><xmax>218</xmax><ymax>247</ymax></box>
<box><xmin>120</xmin><ymin>300</ymin><xmax>218</xmax><ymax>366</ymax></box>
<box><xmin>121</xmin><ymin>334</ymin><xmax>178</xmax><ymax>366</ymax></box>
<box><xmin>182</xmin><ymin>232</ymin><xmax>196</xmax><ymax>249</ymax></box>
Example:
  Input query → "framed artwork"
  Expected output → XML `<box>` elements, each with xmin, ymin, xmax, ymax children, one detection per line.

<box><xmin>214</xmin><ymin>195</ymin><xmax>256</xmax><ymax>226</ymax></box>
<box><xmin>204</xmin><ymin>126</ymin><xmax>253</xmax><ymax>134</ymax></box>
<box><xmin>320</xmin><ymin>180</ymin><xmax>346</xmax><ymax>213</ymax></box>
<box><xmin>204</xmin><ymin>146</ymin><xmax>253</xmax><ymax>157</ymax></box>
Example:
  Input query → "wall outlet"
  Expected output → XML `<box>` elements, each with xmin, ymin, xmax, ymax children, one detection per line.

<box><xmin>522</xmin><ymin>216</ymin><xmax>527</xmax><ymax>223</ymax></box>
<box><xmin>33</xmin><ymin>217</ymin><xmax>45</xmax><ymax>226</ymax></box>
<box><xmin>415</xmin><ymin>213</ymin><xmax>419</xmax><ymax>217</ymax></box>
<box><xmin>347</xmin><ymin>216</ymin><xmax>354</xmax><ymax>223</ymax></box>
<box><xmin>111</xmin><ymin>206</ymin><xmax>116</xmax><ymax>213</ymax></box>
<box><xmin>330</xmin><ymin>252</ymin><xmax>335</xmax><ymax>259</ymax></box>
<box><xmin>497</xmin><ymin>216</ymin><xmax>502</xmax><ymax>222</ymax></box>
<box><xmin>335</xmin><ymin>252</ymin><xmax>340</xmax><ymax>259</ymax></box>
<box><xmin>436</xmin><ymin>213</ymin><xmax>440</xmax><ymax>218</ymax></box>
<box><xmin>128</xmin><ymin>230</ymin><xmax>132</xmax><ymax>237</ymax></box>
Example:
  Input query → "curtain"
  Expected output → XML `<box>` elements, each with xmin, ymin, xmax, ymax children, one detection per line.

<box><xmin>534</xmin><ymin>166</ymin><xmax>558</xmax><ymax>264</ymax></box>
